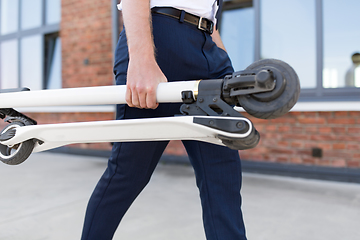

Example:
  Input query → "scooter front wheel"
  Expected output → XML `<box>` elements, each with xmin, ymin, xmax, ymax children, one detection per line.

<box><xmin>237</xmin><ymin>59</ymin><xmax>300</xmax><ymax>119</ymax></box>
<box><xmin>0</xmin><ymin>122</ymin><xmax>35</xmax><ymax>165</ymax></box>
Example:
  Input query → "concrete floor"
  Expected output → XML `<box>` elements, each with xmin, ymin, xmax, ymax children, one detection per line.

<box><xmin>0</xmin><ymin>152</ymin><xmax>359</xmax><ymax>240</ymax></box>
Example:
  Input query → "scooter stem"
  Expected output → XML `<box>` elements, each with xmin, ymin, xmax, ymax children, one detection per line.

<box><xmin>0</xmin><ymin>81</ymin><xmax>199</xmax><ymax>108</ymax></box>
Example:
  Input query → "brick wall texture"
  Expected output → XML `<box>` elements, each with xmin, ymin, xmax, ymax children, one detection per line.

<box><xmin>61</xmin><ymin>0</ymin><xmax>114</xmax><ymax>88</ymax></box>
<box><xmin>165</xmin><ymin>111</ymin><xmax>360</xmax><ymax>169</ymax></box>
<box><xmin>243</xmin><ymin>111</ymin><xmax>360</xmax><ymax>168</ymax></box>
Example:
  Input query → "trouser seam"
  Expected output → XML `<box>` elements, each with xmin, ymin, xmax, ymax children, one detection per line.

<box><xmin>201</xmin><ymin>32</ymin><xmax>211</xmax><ymax>76</ymax></box>
<box><xmin>195</xmin><ymin>142</ymin><xmax>220</xmax><ymax>240</ymax></box>
<box><xmin>83</xmin><ymin>143</ymin><xmax>122</xmax><ymax>239</ymax></box>
<box><xmin>82</xmin><ymin>103</ymin><xmax>128</xmax><ymax>239</ymax></box>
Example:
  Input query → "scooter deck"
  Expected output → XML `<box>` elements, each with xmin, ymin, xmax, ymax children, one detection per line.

<box><xmin>1</xmin><ymin>116</ymin><xmax>256</xmax><ymax>153</ymax></box>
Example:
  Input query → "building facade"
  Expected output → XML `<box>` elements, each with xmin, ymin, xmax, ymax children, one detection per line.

<box><xmin>0</xmin><ymin>0</ymin><xmax>359</xmax><ymax>175</ymax></box>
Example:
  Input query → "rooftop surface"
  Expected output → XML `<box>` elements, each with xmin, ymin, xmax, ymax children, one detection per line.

<box><xmin>0</xmin><ymin>152</ymin><xmax>359</xmax><ymax>240</ymax></box>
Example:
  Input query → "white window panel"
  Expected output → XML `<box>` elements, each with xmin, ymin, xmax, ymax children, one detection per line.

<box><xmin>21</xmin><ymin>0</ymin><xmax>42</xmax><ymax>30</ymax></box>
<box><xmin>47</xmin><ymin>37</ymin><xmax>62</xmax><ymax>89</ymax></box>
<box><xmin>0</xmin><ymin>0</ymin><xmax>19</xmax><ymax>35</ymax></box>
<box><xmin>0</xmin><ymin>39</ymin><xmax>19</xmax><ymax>89</ymax></box>
<box><xmin>46</xmin><ymin>0</ymin><xmax>61</xmax><ymax>25</ymax></box>
<box><xmin>221</xmin><ymin>7</ymin><xmax>255</xmax><ymax>71</ymax></box>
<box><xmin>323</xmin><ymin>0</ymin><xmax>360</xmax><ymax>88</ymax></box>
<box><xmin>261</xmin><ymin>0</ymin><xmax>317</xmax><ymax>89</ymax></box>
<box><xmin>20</xmin><ymin>35</ymin><xmax>43</xmax><ymax>90</ymax></box>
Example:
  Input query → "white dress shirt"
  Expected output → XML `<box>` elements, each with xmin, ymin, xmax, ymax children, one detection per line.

<box><xmin>118</xmin><ymin>0</ymin><xmax>219</xmax><ymax>23</ymax></box>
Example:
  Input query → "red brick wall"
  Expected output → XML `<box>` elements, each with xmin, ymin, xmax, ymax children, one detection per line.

<box><xmin>239</xmin><ymin>111</ymin><xmax>360</xmax><ymax>168</ymax></box>
<box><xmin>164</xmin><ymin>111</ymin><xmax>360</xmax><ymax>169</ymax></box>
<box><xmin>61</xmin><ymin>0</ymin><xmax>114</xmax><ymax>88</ymax></box>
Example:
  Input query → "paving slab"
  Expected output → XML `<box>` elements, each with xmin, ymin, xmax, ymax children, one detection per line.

<box><xmin>0</xmin><ymin>152</ymin><xmax>359</xmax><ymax>240</ymax></box>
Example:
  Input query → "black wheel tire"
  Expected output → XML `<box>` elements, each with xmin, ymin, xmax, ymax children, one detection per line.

<box><xmin>219</xmin><ymin>129</ymin><xmax>260</xmax><ymax>150</ymax></box>
<box><xmin>0</xmin><ymin>122</ymin><xmax>35</xmax><ymax>165</ymax></box>
<box><xmin>237</xmin><ymin>59</ymin><xmax>300</xmax><ymax>119</ymax></box>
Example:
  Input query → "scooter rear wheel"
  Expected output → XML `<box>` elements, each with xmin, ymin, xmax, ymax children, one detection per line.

<box><xmin>237</xmin><ymin>59</ymin><xmax>300</xmax><ymax>119</ymax></box>
<box><xmin>0</xmin><ymin>122</ymin><xmax>35</xmax><ymax>165</ymax></box>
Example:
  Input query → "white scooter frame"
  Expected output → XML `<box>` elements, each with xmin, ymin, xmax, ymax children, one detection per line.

<box><xmin>0</xmin><ymin>59</ymin><xmax>300</xmax><ymax>165</ymax></box>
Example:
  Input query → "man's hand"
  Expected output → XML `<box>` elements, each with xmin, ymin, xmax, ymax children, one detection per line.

<box><xmin>122</xmin><ymin>0</ymin><xmax>167</xmax><ymax>109</ymax></box>
<box><xmin>211</xmin><ymin>27</ymin><xmax>227</xmax><ymax>52</ymax></box>
<box><xmin>126</xmin><ymin>58</ymin><xmax>167</xmax><ymax>109</ymax></box>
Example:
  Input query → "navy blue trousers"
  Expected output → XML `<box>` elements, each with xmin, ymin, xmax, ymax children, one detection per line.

<box><xmin>81</xmin><ymin>13</ymin><xmax>247</xmax><ymax>240</ymax></box>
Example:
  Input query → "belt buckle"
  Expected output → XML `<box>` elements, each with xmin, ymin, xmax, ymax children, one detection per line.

<box><xmin>197</xmin><ymin>17</ymin><xmax>213</xmax><ymax>34</ymax></box>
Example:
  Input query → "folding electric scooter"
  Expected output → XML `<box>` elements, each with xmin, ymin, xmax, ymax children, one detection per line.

<box><xmin>0</xmin><ymin>59</ymin><xmax>300</xmax><ymax>165</ymax></box>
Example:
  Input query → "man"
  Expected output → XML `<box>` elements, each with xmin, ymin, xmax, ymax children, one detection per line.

<box><xmin>81</xmin><ymin>1</ymin><xmax>247</xmax><ymax>239</ymax></box>
<box><xmin>345</xmin><ymin>53</ymin><xmax>360</xmax><ymax>87</ymax></box>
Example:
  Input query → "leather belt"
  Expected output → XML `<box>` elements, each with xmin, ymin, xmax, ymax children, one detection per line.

<box><xmin>151</xmin><ymin>7</ymin><xmax>214</xmax><ymax>34</ymax></box>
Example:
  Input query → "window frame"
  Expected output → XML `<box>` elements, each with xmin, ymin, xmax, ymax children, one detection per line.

<box><xmin>0</xmin><ymin>0</ymin><xmax>60</xmax><ymax>90</ymax></box>
<box><xmin>44</xmin><ymin>32</ymin><xmax>61</xmax><ymax>89</ymax></box>
<box><xmin>220</xmin><ymin>0</ymin><xmax>360</xmax><ymax>102</ymax></box>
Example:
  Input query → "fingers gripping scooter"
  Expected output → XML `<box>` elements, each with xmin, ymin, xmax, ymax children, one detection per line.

<box><xmin>0</xmin><ymin>59</ymin><xmax>300</xmax><ymax>165</ymax></box>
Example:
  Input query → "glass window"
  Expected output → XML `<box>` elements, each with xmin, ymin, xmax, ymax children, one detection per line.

<box><xmin>20</xmin><ymin>35</ymin><xmax>43</xmax><ymax>90</ymax></box>
<box><xmin>45</xmin><ymin>36</ymin><xmax>62</xmax><ymax>89</ymax></box>
<box><xmin>0</xmin><ymin>0</ymin><xmax>19</xmax><ymax>35</ymax></box>
<box><xmin>0</xmin><ymin>0</ymin><xmax>61</xmax><ymax>91</ymax></box>
<box><xmin>0</xmin><ymin>40</ymin><xmax>19</xmax><ymax>89</ymax></box>
<box><xmin>46</xmin><ymin>0</ymin><xmax>61</xmax><ymax>25</ymax></box>
<box><xmin>261</xmin><ymin>0</ymin><xmax>316</xmax><ymax>89</ymax></box>
<box><xmin>323</xmin><ymin>0</ymin><xmax>360</xmax><ymax>88</ymax></box>
<box><xmin>221</xmin><ymin>7</ymin><xmax>255</xmax><ymax>71</ymax></box>
<box><xmin>21</xmin><ymin>0</ymin><xmax>42</xmax><ymax>30</ymax></box>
